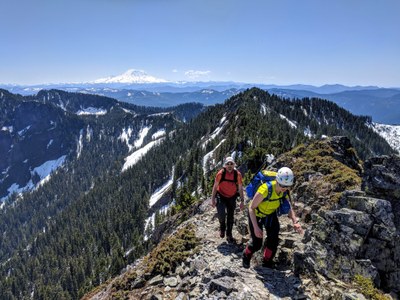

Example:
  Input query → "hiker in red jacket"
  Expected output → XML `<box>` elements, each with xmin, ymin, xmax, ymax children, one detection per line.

<box><xmin>211</xmin><ymin>156</ymin><xmax>245</xmax><ymax>243</ymax></box>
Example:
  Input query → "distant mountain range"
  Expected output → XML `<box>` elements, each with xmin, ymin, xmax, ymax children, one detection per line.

<box><xmin>1</xmin><ymin>69</ymin><xmax>399</xmax><ymax>124</ymax></box>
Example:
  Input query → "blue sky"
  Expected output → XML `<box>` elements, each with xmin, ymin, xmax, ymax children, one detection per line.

<box><xmin>1</xmin><ymin>0</ymin><xmax>399</xmax><ymax>87</ymax></box>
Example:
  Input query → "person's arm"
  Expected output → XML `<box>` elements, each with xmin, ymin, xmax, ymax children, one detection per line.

<box><xmin>237</xmin><ymin>172</ymin><xmax>245</xmax><ymax>210</ymax></box>
<box><xmin>288</xmin><ymin>206</ymin><xmax>303</xmax><ymax>234</ymax></box>
<box><xmin>211</xmin><ymin>175</ymin><xmax>220</xmax><ymax>207</ymax></box>
<box><xmin>249</xmin><ymin>192</ymin><xmax>264</xmax><ymax>238</ymax></box>
<box><xmin>238</xmin><ymin>183</ymin><xmax>245</xmax><ymax>210</ymax></box>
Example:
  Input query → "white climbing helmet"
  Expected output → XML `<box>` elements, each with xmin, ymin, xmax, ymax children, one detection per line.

<box><xmin>276</xmin><ymin>167</ymin><xmax>294</xmax><ymax>187</ymax></box>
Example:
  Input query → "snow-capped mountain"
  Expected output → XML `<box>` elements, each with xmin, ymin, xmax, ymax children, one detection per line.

<box><xmin>92</xmin><ymin>69</ymin><xmax>168</xmax><ymax>84</ymax></box>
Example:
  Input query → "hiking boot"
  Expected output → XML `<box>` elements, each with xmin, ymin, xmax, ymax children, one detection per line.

<box><xmin>242</xmin><ymin>253</ymin><xmax>251</xmax><ymax>269</ymax></box>
<box><xmin>262</xmin><ymin>259</ymin><xmax>275</xmax><ymax>269</ymax></box>
<box><xmin>219</xmin><ymin>230</ymin><xmax>225</xmax><ymax>238</ymax></box>
<box><xmin>226</xmin><ymin>235</ymin><xmax>236</xmax><ymax>244</ymax></box>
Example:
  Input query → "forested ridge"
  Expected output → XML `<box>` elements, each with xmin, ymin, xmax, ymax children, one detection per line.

<box><xmin>0</xmin><ymin>88</ymin><xmax>395</xmax><ymax>299</ymax></box>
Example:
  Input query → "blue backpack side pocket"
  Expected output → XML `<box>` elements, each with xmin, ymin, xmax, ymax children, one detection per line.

<box><xmin>278</xmin><ymin>197</ymin><xmax>291</xmax><ymax>216</ymax></box>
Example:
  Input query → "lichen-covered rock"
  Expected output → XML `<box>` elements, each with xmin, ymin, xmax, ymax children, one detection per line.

<box><xmin>363</xmin><ymin>155</ymin><xmax>400</xmax><ymax>198</ymax></box>
<box><xmin>362</xmin><ymin>154</ymin><xmax>400</xmax><ymax>229</ymax></box>
<box><xmin>295</xmin><ymin>194</ymin><xmax>399</xmax><ymax>294</ymax></box>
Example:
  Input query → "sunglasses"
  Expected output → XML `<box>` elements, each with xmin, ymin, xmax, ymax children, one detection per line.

<box><xmin>226</xmin><ymin>162</ymin><xmax>234</xmax><ymax>166</ymax></box>
<box><xmin>278</xmin><ymin>183</ymin><xmax>291</xmax><ymax>189</ymax></box>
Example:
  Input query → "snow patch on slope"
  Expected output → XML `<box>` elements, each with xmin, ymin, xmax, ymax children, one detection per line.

<box><xmin>370</xmin><ymin>123</ymin><xmax>400</xmax><ymax>153</ymax></box>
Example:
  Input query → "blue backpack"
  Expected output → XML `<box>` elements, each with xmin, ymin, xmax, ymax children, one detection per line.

<box><xmin>245</xmin><ymin>170</ymin><xmax>291</xmax><ymax>215</ymax></box>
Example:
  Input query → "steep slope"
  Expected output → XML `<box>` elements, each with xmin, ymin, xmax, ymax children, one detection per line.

<box><xmin>0</xmin><ymin>92</ymin><xmax>214</xmax><ymax>299</ymax></box>
<box><xmin>0</xmin><ymin>89</ymin><xmax>203</xmax><ymax>200</ymax></box>
<box><xmin>370</xmin><ymin>123</ymin><xmax>400</xmax><ymax>154</ymax></box>
<box><xmin>0</xmin><ymin>89</ymin><xmax>84</xmax><ymax>199</ymax></box>
<box><xmin>0</xmin><ymin>90</ymin><xmax>202</xmax><ymax>299</ymax></box>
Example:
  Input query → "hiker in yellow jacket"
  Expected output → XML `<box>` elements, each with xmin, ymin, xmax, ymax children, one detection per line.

<box><xmin>242</xmin><ymin>167</ymin><xmax>303</xmax><ymax>268</ymax></box>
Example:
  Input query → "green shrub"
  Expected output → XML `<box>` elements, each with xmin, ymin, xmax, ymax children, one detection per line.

<box><xmin>354</xmin><ymin>275</ymin><xmax>390</xmax><ymax>300</ymax></box>
<box><xmin>143</xmin><ymin>224</ymin><xmax>199</xmax><ymax>276</ymax></box>
<box><xmin>111</xmin><ymin>270</ymin><xmax>137</xmax><ymax>292</ymax></box>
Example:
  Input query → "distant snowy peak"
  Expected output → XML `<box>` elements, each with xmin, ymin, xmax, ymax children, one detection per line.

<box><xmin>92</xmin><ymin>69</ymin><xmax>168</xmax><ymax>84</ymax></box>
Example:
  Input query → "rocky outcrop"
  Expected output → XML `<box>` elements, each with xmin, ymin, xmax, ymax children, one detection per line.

<box><xmin>276</xmin><ymin>136</ymin><xmax>363</xmax><ymax>221</ymax></box>
<box><xmin>327</xmin><ymin>136</ymin><xmax>363</xmax><ymax>175</ymax></box>
<box><xmin>362</xmin><ymin>154</ymin><xmax>400</xmax><ymax>293</ymax></box>
<box><xmin>362</xmin><ymin>155</ymin><xmax>400</xmax><ymax>229</ymax></box>
<box><xmin>295</xmin><ymin>190</ymin><xmax>400</xmax><ymax>294</ymax></box>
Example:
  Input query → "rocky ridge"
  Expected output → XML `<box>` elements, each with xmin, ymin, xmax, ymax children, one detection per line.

<box><xmin>86</xmin><ymin>196</ymin><xmax>391</xmax><ymax>299</ymax></box>
<box><xmin>84</xmin><ymin>137</ymin><xmax>399</xmax><ymax>299</ymax></box>
<box><xmin>85</xmin><ymin>199</ymin><xmax>310</xmax><ymax>299</ymax></box>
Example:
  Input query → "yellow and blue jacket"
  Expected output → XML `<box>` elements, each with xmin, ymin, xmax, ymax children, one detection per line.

<box><xmin>251</xmin><ymin>180</ymin><xmax>288</xmax><ymax>217</ymax></box>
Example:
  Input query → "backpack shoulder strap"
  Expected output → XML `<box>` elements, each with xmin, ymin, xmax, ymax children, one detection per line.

<box><xmin>263</xmin><ymin>181</ymin><xmax>273</xmax><ymax>201</ymax></box>
<box><xmin>220</xmin><ymin>168</ymin><xmax>227</xmax><ymax>183</ymax></box>
<box><xmin>220</xmin><ymin>168</ymin><xmax>238</xmax><ymax>184</ymax></box>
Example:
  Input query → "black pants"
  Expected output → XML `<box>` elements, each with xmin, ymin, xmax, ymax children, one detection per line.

<box><xmin>216</xmin><ymin>193</ymin><xmax>237</xmax><ymax>237</ymax></box>
<box><xmin>246</xmin><ymin>212</ymin><xmax>280</xmax><ymax>261</ymax></box>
